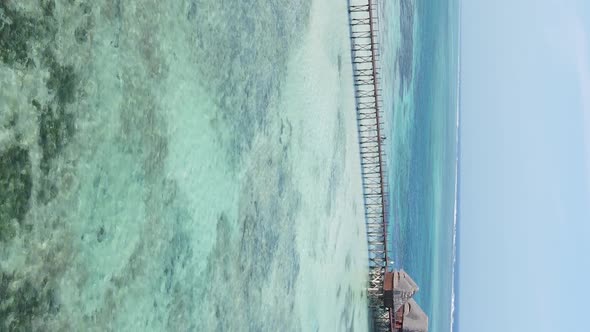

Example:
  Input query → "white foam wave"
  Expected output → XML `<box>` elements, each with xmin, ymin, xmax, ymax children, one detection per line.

<box><xmin>450</xmin><ymin>2</ymin><xmax>462</xmax><ymax>331</ymax></box>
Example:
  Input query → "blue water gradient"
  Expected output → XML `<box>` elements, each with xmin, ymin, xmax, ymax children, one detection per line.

<box><xmin>383</xmin><ymin>1</ymin><xmax>460</xmax><ymax>331</ymax></box>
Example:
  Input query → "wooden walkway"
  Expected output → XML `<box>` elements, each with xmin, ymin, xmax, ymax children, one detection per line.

<box><xmin>347</xmin><ymin>0</ymin><xmax>393</xmax><ymax>331</ymax></box>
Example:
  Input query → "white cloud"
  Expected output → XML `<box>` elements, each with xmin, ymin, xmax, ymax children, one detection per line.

<box><xmin>573</xmin><ymin>18</ymin><xmax>590</xmax><ymax>200</ymax></box>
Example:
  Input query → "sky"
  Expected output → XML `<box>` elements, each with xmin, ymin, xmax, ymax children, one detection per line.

<box><xmin>459</xmin><ymin>0</ymin><xmax>590</xmax><ymax>331</ymax></box>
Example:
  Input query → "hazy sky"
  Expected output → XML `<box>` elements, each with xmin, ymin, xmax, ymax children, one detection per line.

<box><xmin>459</xmin><ymin>0</ymin><xmax>590</xmax><ymax>331</ymax></box>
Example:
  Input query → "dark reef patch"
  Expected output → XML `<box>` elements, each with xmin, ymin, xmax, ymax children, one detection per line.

<box><xmin>96</xmin><ymin>225</ymin><xmax>106</xmax><ymax>243</ymax></box>
<box><xmin>0</xmin><ymin>2</ymin><xmax>56</xmax><ymax>67</ymax></box>
<box><xmin>36</xmin><ymin>49</ymin><xmax>79</xmax><ymax>204</ymax></box>
<box><xmin>40</xmin><ymin>0</ymin><xmax>55</xmax><ymax>17</ymax></box>
<box><xmin>34</xmin><ymin>99</ymin><xmax>76</xmax><ymax>203</ymax></box>
<box><xmin>1</xmin><ymin>2</ymin><xmax>81</xmax><ymax>204</ymax></box>
<box><xmin>0</xmin><ymin>146</ymin><xmax>32</xmax><ymax>242</ymax></box>
<box><xmin>0</xmin><ymin>271</ymin><xmax>59</xmax><ymax>331</ymax></box>
<box><xmin>0</xmin><ymin>3</ymin><xmax>37</xmax><ymax>66</ymax></box>
<box><xmin>46</xmin><ymin>60</ymin><xmax>78</xmax><ymax>106</ymax></box>
<box><xmin>35</xmin><ymin>101</ymin><xmax>75</xmax><ymax>175</ymax></box>
<box><xmin>74</xmin><ymin>25</ymin><xmax>88</xmax><ymax>43</ymax></box>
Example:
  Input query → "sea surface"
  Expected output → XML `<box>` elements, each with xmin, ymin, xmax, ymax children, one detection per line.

<box><xmin>1</xmin><ymin>1</ymin><xmax>371</xmax><ymax>331</ymax></box>
<box><xmin>380</xmin><ymin>0</ymin><xmax>460</xmax><ymax>331</ymax></box>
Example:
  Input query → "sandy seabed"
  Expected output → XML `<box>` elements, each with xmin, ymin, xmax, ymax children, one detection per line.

<box><xmin>0</xmin><ymin>0</ymin><xmax>369</xmax><ymax>330</ymax></box>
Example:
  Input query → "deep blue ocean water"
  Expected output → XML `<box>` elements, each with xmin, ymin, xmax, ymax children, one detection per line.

<box><xmin>382</xmin><ymin>1</ymin><xmax>460</xmax><ymax>331</ymax></box>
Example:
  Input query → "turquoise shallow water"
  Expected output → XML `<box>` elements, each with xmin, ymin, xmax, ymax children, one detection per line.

<box><xmin>1</xmin><ymin>1</ymin><xmax>370</xmax><ymax>330</ymax></box>
<box><xmin>381</xmin><ymin>0</ymin><xmax>460</xmax><ymax>331</ymax></box>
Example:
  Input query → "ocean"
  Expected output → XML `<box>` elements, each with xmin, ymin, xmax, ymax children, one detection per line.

<box><xmin>380</xmin><ymin>0</ymin><xmax>461</xmax><ymax>332</ymax></box>
<box><xmin>0</xmin><ymin>0</ymin><xmax>459</xmax><ymax>331</ymax></box>
<box><xmin>1</xmin><ymin>0</ymin><xmax>370</xmax><ymax>330</ymax></box>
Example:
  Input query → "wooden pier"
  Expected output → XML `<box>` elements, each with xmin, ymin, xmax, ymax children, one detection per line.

<box><xmin>347</xmin><ymin>0</ymin><xmax>393</xmax><ymax>331</ymax></box>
